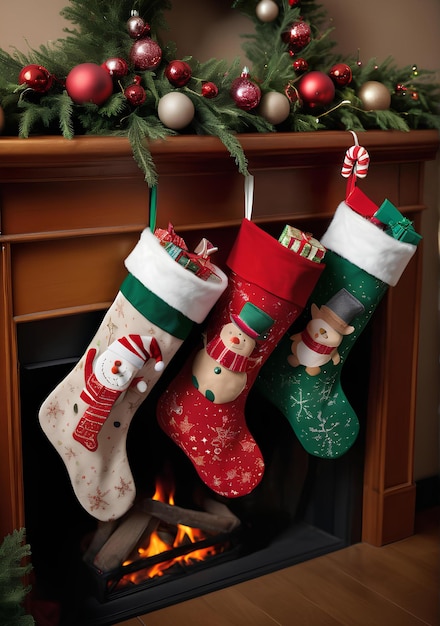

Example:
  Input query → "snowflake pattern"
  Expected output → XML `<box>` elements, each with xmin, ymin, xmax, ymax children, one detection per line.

<box><xmin>64</xmin><ymin>446</ymin><xmax>77</xmax><ymax>461</ymax></box>
<box><xmin>211</xmin><ymin>425</ymin><xmax>239</xmax><ymax>450</ymax></box>
<box><xmin>88</xmin><ymin>486</ymin><xmax>110</xmax><ymax>511</ymax></box>
<box><xmin>114</xmin><ymin>476</ymin><xmax>133</xmax><ymax>498</ymax></box>
<box><xmin>105</xmin><ymin>317</ymin><xmax>118</xmax><ymax>344</ymax></box>
<box><xmin>46</xmin><ymin>401</ymin><xmax>64</xmax><ymax>420</ymax></box>
<box><xmin>178</xmin><ymin>415</ymin><xmax>195</xmax><ymax>434</ymax></box>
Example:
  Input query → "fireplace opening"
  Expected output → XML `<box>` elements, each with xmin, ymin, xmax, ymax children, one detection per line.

<box><xmin>18</xmin><ymin>307</ymin><xmax>369</xmax><ymax>626</ymax></box>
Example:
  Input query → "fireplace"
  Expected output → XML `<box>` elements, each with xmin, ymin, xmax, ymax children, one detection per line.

<box><xmin>18</xmin><ymin>305</ymin><xmax>367</xmax><ymax>624</ymax></box>
<box><xmin>0</xmin><ymin>132</ymin><xmax>438</xmax><ymax>625</ymax></box>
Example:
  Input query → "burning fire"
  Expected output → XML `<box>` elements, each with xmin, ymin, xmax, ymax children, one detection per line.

<box><xmin>119</xmin><ymin>477</ymin><xmax>226</xmax><ymax>587</ymax></box>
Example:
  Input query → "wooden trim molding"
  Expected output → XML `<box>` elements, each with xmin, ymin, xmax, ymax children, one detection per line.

<box><xmin>0</xmin><ymin>130</ymin><xmax>438</xmax><ymax>546</ymax></box>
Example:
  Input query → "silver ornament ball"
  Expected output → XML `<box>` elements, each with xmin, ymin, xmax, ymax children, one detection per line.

<box><xmin>157</xmin><ymin>92</ymin><xmax>195</xmax><ymax>130</ymax></box>
<box><xmin>256</xmin><ymin>0</ymin><xmax>280</xmax><ymax>22</ymax></box>
<box><xmin>259</xmin><ymin>91</ymin><xmax>291</xmax><ymax>125</ymax></box>
<box><xmin>358</xmin><ymin>81</ymin><xmax>391</xmax><ymax>110</ymax></box>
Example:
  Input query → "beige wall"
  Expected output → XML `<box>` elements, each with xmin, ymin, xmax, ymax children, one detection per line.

<box><xmin>1</xmin><ymin>0</ymin><xmax>438</xmax><ymax>480</ymax></box>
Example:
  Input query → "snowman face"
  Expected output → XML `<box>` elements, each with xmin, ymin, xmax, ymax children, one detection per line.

<box><xmin>94</xmin><ymin>349</ymin><xmax>137</xmax><ymax>390</ymax></box>
<box><xmin>219</xmin><ymin>322</ymin><xmax>256</xmax><ymax>357</ymax></box>
<box><xmin>306</xmin><ymin>317</ymin><xmax>342</xmax><ymax>348</ymax></box>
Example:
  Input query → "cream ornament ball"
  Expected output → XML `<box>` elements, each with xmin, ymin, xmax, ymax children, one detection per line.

<box><xmin>358</xmin><ymin>81</ymin><xmax>391</xmax><ymax>110</ymax></box>
<box><xmin>259</xmin><ymin>91</ymin><xmax>291</xmax><ymax>125</ymax></box>
<box><xmin>157</xmin><ymin>91</ymin><xmax>195</xmax><ymax>130</ymax></box>
<box><xmin>256</xmin><ymin>0</ymin><xmax>280</xmax><ymax>22</ymax></box>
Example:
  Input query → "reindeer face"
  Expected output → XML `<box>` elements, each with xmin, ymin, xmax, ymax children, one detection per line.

<box><xmin>306</xmin><ymin>316</ymin><xmax>343</xmax><ymax>348</ymax></box>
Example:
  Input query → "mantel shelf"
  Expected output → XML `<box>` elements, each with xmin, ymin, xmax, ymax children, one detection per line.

<box><xmin>0</xmin><ymin>130</ymin><xmax>438</xmax><ymax>181</ymax></box>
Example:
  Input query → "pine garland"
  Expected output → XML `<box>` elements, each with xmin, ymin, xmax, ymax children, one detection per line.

<box><xmin>0</xmin><ymin>529</ymin><xmax>34</xmax><ymax>626</ymax></box>
<box><xmin>0</xmin><ymin>0</ymin><xmax>438</xmax><ymax>186</ymax></box>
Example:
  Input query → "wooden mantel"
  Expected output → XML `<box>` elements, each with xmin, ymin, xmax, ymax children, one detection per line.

<box><xmin>0</xmin><ymin>130</ymin><xmax>438</xmax><ymax>547</ymax></box>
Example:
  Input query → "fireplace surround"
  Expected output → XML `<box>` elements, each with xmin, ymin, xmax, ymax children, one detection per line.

<box><xmin>0</xmin><ymin>130</ymin><xmax>438</xmax><ymax>624</ymax></box>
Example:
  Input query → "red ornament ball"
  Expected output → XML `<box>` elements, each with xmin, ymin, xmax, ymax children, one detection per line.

<box><xmin>201</xmin><ymin>81</ymin><xmax>219</xmax><ymax>98</ymax></box>
<box><xmin>297</xmin><ymin>71</ymin><xmax>335</xmax><ymax>109</ymax></box>
<box><xmin>285</xmin><ymin>83</ymin><xmax>299</xmax><ymax>104</ymax></box>
<box><xmin>101</xmin><ymin>57</ymin><xmax>129</xmax><ymax>78</ymax></box>
<box><xmin>127</xmin><ymin>15</ymin><xmax>150</xmax><ymax>39</ymax></box>
<box><xmin>165</xmin><ymin>60</ymin><xmax>192</xmax><ymax>87</ymax></box>
<box><xmin>124</xmin><ymin>83</ymin><xmax>146</xmax><ymax>106</ymax></box>
<box><xmin>230</xmin><ymin>69</ymin><xmax>261</xmax><ymax>111</ymax></box>
<box><xmin>329</xmin><ymin>63</ymin><xmax>352</xmax><ymax>87</ymax></box>
<box><xmin>18</xmin><ymin>64</ymin><xmax>53</xmax><ymax>93</ymax></box>
<box><xmin>65</xmin><ymin>63</ymin><xmax>113</xmax><ymax>105</ymax></box>
<box><xmin>292</xmin><ymin>58</ymin><xmax>308</xmax><ymax>74</ymax></box>
<box><xmin>130</xmin><ymin>38</ymin><xmax>162</xmax><ymax>71</ymax></box>
<box><xmin>395</xmin><ymin>83</ymin><xmax>408</xmax><ymax>96</ymax></box>
<box><xmin>282</xmin><ymin>21</ymin><xmax>311</xmax><ymax>53</ymax></box>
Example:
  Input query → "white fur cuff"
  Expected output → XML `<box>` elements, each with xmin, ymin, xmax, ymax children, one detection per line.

<box><xmin>321</xmin><ymin>202</ymin><xmax>417</xmax><ymax>286</ymax></box>
<box><xmin>125</xmin><ymin>228</ymin><xmax>228</xmax><ymax>323</ymax></box>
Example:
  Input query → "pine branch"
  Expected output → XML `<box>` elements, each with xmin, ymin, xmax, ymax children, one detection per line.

<box><xmin>0</xmin><ymin>529</ymin><xmax>34</xmax><ymax>626</ymax></box>
<box><xmin>127</xmin><ymin>112</ymin><xmax>171</xmax><ymax>186</ymax></box>
<box><xmin>0</xmin><ymin>0</ymin><xmax>438</xmax><ymax>180</ymax></box>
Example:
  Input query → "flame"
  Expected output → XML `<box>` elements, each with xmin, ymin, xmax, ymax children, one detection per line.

<box><xmin>118</xmin><ymin>476</ymin><xmax>227</xmax><ymax>588</ymax></box>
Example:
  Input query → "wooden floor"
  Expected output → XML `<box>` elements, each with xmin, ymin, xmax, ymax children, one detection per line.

<box><xmin>119</xmin><ymin>508</ymin><xmax>439</xmax><ymax>626</ymax></box>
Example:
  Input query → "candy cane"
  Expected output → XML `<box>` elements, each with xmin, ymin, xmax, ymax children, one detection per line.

<box><xmin>341</xmin><ymin>144</ymin><xmax>370</xmax><ymax>179</ymax></box>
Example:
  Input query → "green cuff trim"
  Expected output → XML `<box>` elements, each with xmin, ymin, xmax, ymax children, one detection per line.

<box><xmin>120</xmin><ymin>274</ymin><xmax>193</xmax><ymax>340</ymax></box>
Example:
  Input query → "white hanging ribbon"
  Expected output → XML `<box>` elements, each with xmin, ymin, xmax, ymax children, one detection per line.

<box><xmin>244</xmin><ymin>174</ymin><xmax>254</xmax><ymax>221</ymax></box>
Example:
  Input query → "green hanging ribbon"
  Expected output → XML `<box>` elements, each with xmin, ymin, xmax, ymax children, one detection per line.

<box><xmin>149</xmin><ymin>184</ymin><xmax>158</xmax><ymax>232</ymax></box>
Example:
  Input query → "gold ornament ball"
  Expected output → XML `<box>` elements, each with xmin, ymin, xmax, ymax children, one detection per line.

<box><xmin>157</xmin><ymin>92</ymin><xmax>195</xmax><ymax>130</ymax></box>
<box><xmin>259</xmin><ymin>91</ymin><xmax>291</xmax><ymax>125</ymax></box>
<box><xmin>256</xmin><ymin>0</ymin><xmax>280</xmax><ymax>22</ymax></box>
<box><xmin>358</xmin><ymin>81</ymin><xmax>391</xmax><ymax>110</ymax></box>
<box><xmin>0</xmin><ymin>106</ymin><xmax>4</xmax><ymax>133</ymax></box>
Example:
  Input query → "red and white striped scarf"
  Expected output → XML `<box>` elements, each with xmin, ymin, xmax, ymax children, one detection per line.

<box><xmin>205</xmin><ymin>335</ymin><xmax>249</xmax><ymax>373</ymax></box>
<box><xmin>301</xmin><ymin>329</ymin><xmax>335</xmax><ymax>355</ymax></box>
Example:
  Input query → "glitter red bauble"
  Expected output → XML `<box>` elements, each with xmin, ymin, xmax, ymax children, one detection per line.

<box><xmin>329</xmin><ymin>63</ymin><xmax>352</xmax><ymax>87</ymax></box>
<box><xmin>124</xmin><ymin>83</ymin><xmax>146</xmax><ymax>106</ymax></box>
<box><xmin>165</xmin><ymin>60</ymin><xmax>192</xmax><ymax>87</ymax></box>
<box><xmin>297</xmin><ymin>71</ymin><xmax>335</xmax><ymax>109</ymax></box>
<box><xmin>65</xmin><ymin>63</ymin><xmax>113</xmax><ymax>105</ymax></box>
<box><xmin>282</xmin><ymin>21</ymin><xmax>311</xmax><ymax>53</ymax></box>
<box><xmin>202</xmin><ymin>82</ymin><xmax>219</xmax><ymax>98</ymax></box>
<box><xmin>126</xmin><ymin>15</ymin><xmax>150</xmax><ymax>39</ymax></box>
<box><xmin>230</xmin><ymin>69</ymin><xmax>261</xmax><ymax>111</ymax></box>
<box><xmin>292</xmin><ymin>58</ymin><xmax>308</xmax><ymax>74</ymax></box>
<box><xmin>130</xmin><ymin>38</ymin><xmax>162</xmax><ymax>71</ymax></box>
<box><xmin>18</xmin><ymin>64</ymin><xmax>53</xmax><ymax>93</ymax></box>
<box><xmin>101</xmin><ymin>57</ymin><xmax>129</xmax><ymax>78</ymax></box>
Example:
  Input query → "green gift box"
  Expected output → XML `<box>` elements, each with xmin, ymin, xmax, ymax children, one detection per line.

<box><xmin>374</xmin><ymin>199</ymin><xmax>422</xmax><ymax>245</ymax></box>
